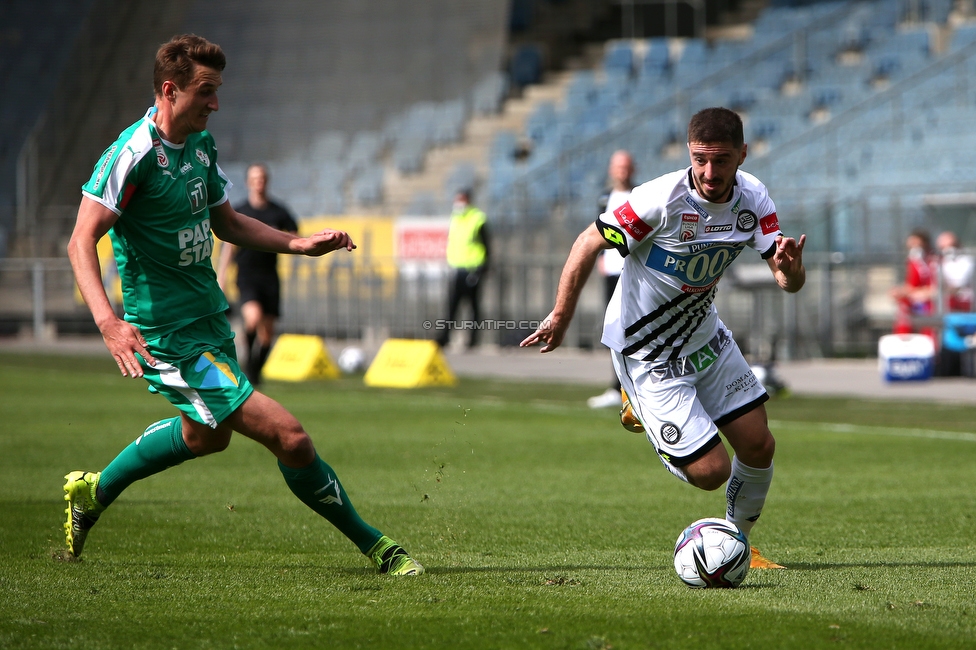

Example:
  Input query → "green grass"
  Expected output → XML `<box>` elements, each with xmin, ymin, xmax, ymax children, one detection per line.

<box><xmin>2</xmin><ymin>351</ymin><xmax>976</xmax><ymax>649</ymax></box>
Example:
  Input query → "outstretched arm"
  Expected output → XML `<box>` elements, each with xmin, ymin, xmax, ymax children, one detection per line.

<box><xmin>520</xmin><ymin>223</ymin><xmax>611</xmax><ymax>353</ymax></box>
<box><xmin>209</xmin><ymin>201</ymin><xmax>356</xmax><ymax>257</ymax></box>
<box><xmin>67</xmin><ymin>196</ymin><xmax>157</xmax><ymax>377</ymax></box>
<box><xmin>767</xmin><ymin>233</ymin><xmax>806</xmax><ymax>293</ymax></box>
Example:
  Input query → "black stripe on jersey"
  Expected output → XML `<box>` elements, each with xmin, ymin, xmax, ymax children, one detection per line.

<box><xmin>621</xmin><ymin>288</ymin><xmax>715</xmax><ymax>358</ymax></box>
<box><xmin>624</xmin><ymin>291</ymin><xmax>697</xmax><ymax>338</ymax></box>
<box><xmin>640</xmin><ymin>287</ymin><xmax>716</xmax><ymax>361</ymax></box>
<box><xmin>660</xmin><ymin>290</ymin><xmax>716</xmax><ymax>360</ymax></box>
<box><xmin>761</xmin><ymin>240</ymin><xmax>779</xmax><ymax>259</ymax></box>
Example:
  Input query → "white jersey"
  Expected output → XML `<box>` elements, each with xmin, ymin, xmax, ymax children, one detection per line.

<box><xmin>596</xmin><ymin>168</ymin><xmax>782</xmax><ymax>362</ymax></box>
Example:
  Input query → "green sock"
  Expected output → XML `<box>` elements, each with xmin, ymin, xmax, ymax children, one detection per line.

<box><xmin>278</xmin><ymin>454</ymin><xmax>382</xmax><ymax>554</ymax></box>
<box><xmin>97</xmin><ymin>417</ymin><xmax>196</xmax><ymax>507</ymax></box>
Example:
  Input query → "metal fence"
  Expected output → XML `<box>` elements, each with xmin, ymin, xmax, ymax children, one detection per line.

<box><xmin>1</xmin><ymin>228</ymin><xmax>925</xmax><ymax>362</ymax></box>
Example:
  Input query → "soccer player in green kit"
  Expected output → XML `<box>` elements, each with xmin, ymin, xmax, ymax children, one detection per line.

<box><xmin>64</xmin><ymin>34</ymin><xmax>423</xmax><ymax>575</ymax></box>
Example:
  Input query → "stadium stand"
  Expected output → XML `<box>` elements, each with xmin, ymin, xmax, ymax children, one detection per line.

<box><xmin>5</xmin><ymin>0</ymin><xmax>976</xmax><ymax>355</ymax></box>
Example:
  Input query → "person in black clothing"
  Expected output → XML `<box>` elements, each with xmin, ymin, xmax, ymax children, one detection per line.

<box><xmin>218</xmin><ymin>163</ymin><xmax>298</xmax><ymax>383</ymax></box>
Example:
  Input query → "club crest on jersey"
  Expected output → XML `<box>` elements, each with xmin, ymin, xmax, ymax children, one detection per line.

<box><xmin>736</xmin><ymin>209</ymin><xmax>757</xmax><ymax>231</ymax></box>
<box><xmin>760</xmin><ymin>212</ymin><xmax>780</xmax><ymax>235</ymax></box>
<box><xmin>195</xmin><ymin>148</ymin><xmax>210</xmax><ymax>167</ymax></box>
<box><xmin>613</xmin><ymin>201</ymin><xmax>653</xmax><ymax>241</ymax></box>
<box><xmin>660</xmin><ymin>422</ymin><xmax>682</xmax><ymax>444</ymax></box>
<box><xmin>680</xmin><ymin>214</ymin><xmax>699</xmax><ymax>242</ymax></box>
<box><xmin>152</xmin><ymin>138</ymin><xmax>168</xmax><ymax>167</ymax></box>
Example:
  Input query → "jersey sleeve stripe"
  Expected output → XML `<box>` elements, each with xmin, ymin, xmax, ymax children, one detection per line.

<box><xmin>81</xmin><ymin>190</ymin><xmax>123</xmax><ymax>216</ymax></box>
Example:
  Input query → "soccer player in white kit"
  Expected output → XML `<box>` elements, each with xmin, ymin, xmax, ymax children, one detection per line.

<box><xmin>522</xmin><ymin>108</ymin><xmax>806</xmax><ymax>567</ymax></box>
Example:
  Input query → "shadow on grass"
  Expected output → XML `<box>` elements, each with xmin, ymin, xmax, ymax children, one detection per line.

<box><xmin>340</xmin><ymin>564</ymin><xmax>660</xmax><ymax>576</ymax></box>
<box><xmin>783</xmin><ymin>561</ymin><xmax>976</xmax><ymax>570</ymax></box>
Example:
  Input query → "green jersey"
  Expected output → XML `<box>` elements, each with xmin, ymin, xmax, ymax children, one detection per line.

<box><xmin>82</xmin><ymin>107</ymin><xmax>231</xmax><ymax>338</ymax></box>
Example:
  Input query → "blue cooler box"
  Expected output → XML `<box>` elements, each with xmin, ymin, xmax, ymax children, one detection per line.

<box><xmin>878</xmin><ymin>334</ymin><xmax>935</xmax><ymax>382</ymax></box>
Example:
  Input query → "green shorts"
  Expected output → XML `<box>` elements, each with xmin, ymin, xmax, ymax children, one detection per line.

<box><xmin>139</xmin><ymin>314</ymin><xmax>254</xmax><ymax>428</ymax></box>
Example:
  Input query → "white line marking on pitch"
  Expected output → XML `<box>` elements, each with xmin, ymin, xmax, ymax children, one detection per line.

<box><xmin>769</xmin><ymin>420</ymin><xmax>976</xmax><ymax>443</ymax></box>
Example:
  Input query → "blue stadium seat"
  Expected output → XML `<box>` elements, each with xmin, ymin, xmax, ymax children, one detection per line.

<box><xmin>509</xmin><ymin>43</ymin><xmax>544</xmax><ymax>88</ymax></box>
<box><xmin>604</xmin><ymin>42</ymin><xmax>634</xmax><ymax>77</ymax></box>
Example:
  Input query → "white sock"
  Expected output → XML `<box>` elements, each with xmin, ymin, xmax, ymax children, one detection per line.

<box><xmin>725</xmin><ymin>456</ymin><xmax>773</xmax><ymax>539</ymax></box>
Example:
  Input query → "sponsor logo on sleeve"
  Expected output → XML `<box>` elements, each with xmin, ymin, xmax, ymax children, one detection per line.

<box><xmin>92</xmin><ymin>145</ymin><xmax>118</xmax><ymax>192</ymax></box>
<box><xmin>601</xmin><ymin>224</ymin><xmax>626</xmax><ymax>247</ymax></box>
<box><xmin>152</xmin><ymin>138</ymin><xmax>168</xmax><ymax>167</ymax></box>
<box><xmin>760</xmin><ymin>212</ymin><xmax>780</xmax><ymax>235</ymax></box>
<box><xmin>736</xmin><ymin>209</ymin><xmax>757</xmax><ymax>231</ymax></box>
<box><xmin>195</xmin><ymin>149</ymin><xmax>210</xmax><ymax>167</ymax></box>
<box><xmin>613</xmin><ymin>201</ymin><xmax>653</xmax><ymax>241</ymax></box>
<box><xmin>679</xmin><ymin>213</ymin><xmax>699</xmax><ymax>242</ymax></box>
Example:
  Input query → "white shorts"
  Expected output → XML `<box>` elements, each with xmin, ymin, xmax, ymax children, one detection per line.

<box><xmin>612</xmin><ymin>326</ymin><xmax>768</xmax><ymax>469</ymax></box>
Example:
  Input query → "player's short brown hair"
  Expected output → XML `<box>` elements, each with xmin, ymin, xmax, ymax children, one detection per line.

<box><xmin>153</xmin><ymin>34</ymin><xmax>226</xmax><ymax>96</ymax></box>
<box><xmin>687</xmin><ymin>107</ymin><xmax>744</xmax><ymax>148</ymax></box>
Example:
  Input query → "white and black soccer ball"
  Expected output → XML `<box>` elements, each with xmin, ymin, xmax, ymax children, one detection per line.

<box><xmin>673</xmin><ymin>517</ymin><xmax>750</xmax><ymax>588</ymax></box>
<box><xmin>337</xmin><ymin>346</ymin><xmax>366</xmax><ymax>374</ymax></box>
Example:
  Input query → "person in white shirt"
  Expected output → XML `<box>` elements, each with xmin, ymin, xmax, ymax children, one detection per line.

<box><xmin>588</xmin><ymin>150</ymin><xmax>636</xmax><ymax>409</ymax></box>
<box><xmin>522</xmin><ymin>108</ymin><xmax>805</xmax><ymax>567</ymax></box>
<box><xmin>936</xmin><ymin>231</ymin><xmax>973</xmax><ymax>313</ymax></box>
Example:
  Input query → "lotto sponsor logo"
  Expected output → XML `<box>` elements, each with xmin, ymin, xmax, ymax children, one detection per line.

<box><xmin>602</xmin><ymin>225</ymin><xmax>625</xmax><ymax>247</ymax></box>
<box><xmin>760</xmin><ymin>212</ymin><xmax>780</xmax><ymax>235</ymax></box>
<box><xmin>614</xmin><ymin>202</ymin><xmax>652</xmax><ymax>241</ymax></box>
<box><xmin>680</xmin><ymin>214</ymin><xmax>699</xmax><ymax>242</ymax></box>
<box><xmin>704</xmin><ymin>224</ymin><xmax>733</xmax><ymax>233</ymax></box>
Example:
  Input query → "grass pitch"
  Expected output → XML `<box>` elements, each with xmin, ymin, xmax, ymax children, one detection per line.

<box><xmin>1</xmin><ymin>351</ymin><xmax>975</xmax><ymax>649</ymax></box>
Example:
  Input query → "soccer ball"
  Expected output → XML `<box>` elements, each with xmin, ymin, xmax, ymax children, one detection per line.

<box><xmin>673</xmin><ymin>518</ymin><xmax>750</xmax><ymax>588</ymax></box>
<box><xmin>337</xmin><ymin>346</ymin><xmax>366</xmax><ymax>374</ymax></box>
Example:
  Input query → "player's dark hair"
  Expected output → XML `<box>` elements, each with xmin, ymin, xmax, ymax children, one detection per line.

<box><xmin>154</xmin><ymin>34</ymin><xmax>226</xmax><ymax>96</ymax></box>
<box><xmin>909</xmin><ymin>228</ymin><xmax>932</xmax><ymax>254</ymax></box>
<box><xmin>687</xmin><ymin>107</ymin><xmax>744</xmax><ymax>148</ymax></box>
